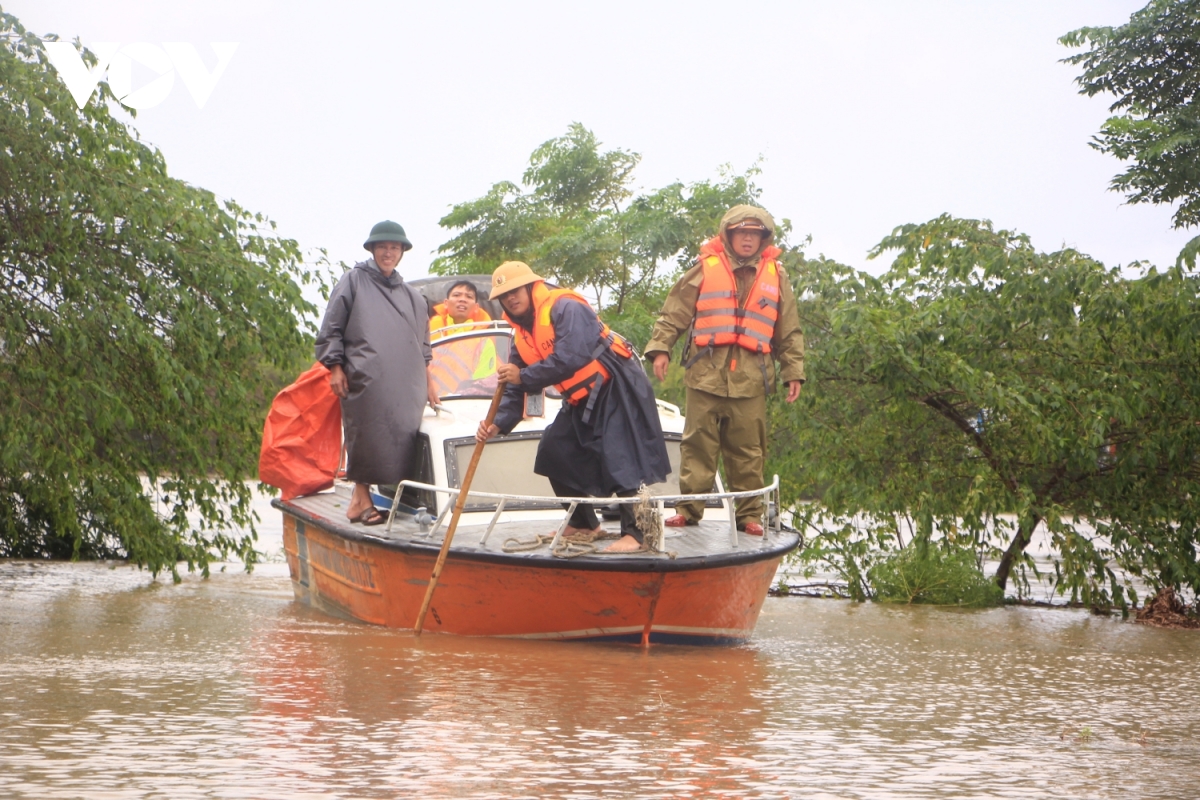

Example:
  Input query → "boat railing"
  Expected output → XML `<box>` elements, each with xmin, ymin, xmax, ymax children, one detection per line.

<box><xmin>385</xmin><ymin>475</ymin><xmax>783</xmax><ymax>552</ymax></box>
<box><xmin>431</xmin><ymin>319</ymin><xmax>511</xmax><ymax>339</ymax></box>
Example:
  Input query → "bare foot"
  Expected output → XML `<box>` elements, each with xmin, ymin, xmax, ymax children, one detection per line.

<box><xmin>602</xmin><ymin>535</ymin><xmax>642</xmax><ymax>553</ymax></box>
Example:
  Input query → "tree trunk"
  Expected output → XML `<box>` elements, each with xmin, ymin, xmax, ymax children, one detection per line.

<box><xmin>994</xmin><ymin>513</ymin><xmax>1041</xmax><ymax>590</ymax></box>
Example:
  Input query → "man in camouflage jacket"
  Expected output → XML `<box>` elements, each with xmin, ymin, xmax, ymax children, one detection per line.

<box><xmin>644</xmin><ymin>204</ymin><xmax>805</xmax><ymax>535</ymax></box>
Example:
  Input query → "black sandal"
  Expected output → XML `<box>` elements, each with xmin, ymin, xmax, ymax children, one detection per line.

<box><xmin>355</xmin><ymin>507</ymin><xmax>386</xmax><ymax>526</ymax></box>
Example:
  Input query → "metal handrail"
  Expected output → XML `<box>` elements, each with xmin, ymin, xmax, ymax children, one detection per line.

<box><xmin>384</xmin><ymin>475</ymin><xmax>782</xmax><ymax>552</ymax></box>
<box><xmin>431</xmin><ymin>320</ymin><xmax>512</xmax><ymax>339</ymax></box>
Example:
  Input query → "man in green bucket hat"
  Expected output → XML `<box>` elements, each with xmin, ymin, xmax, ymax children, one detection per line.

<box><xmin>362</xmin><ymin>219</ymin><xmax>413</xmax><ymax>252</ymax></box>
<box><xmin>315</xmin><ymin>220</ymin><xmax>438</xmax><ymax>525</ymax></box>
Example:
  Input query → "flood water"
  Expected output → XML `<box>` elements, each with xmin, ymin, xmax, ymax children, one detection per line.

<box><xmin>3</xmin><ymin>512</ymin><xmax>1200</xmax><ymax>798</ymax></box>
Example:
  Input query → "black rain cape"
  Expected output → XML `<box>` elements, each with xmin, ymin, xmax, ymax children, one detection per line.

<box><xmin>494</xmin><ymin>297</ymin><xmax>670</xmax><ymax>496</ymax></box>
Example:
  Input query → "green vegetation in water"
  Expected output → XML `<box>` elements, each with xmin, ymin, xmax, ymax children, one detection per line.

<box><xmin>868</xmin><ymin>544</ymin><xmax>1004</xmax><ymax>607</ymax></box>
<box><xmin>0</xmin><ymin>13</ymin><xmax>320</xmax><ymax>578</ymax></box>
<box><xmin>1060</xmin><ymin>725</ymin><xmax>1097</xmax><ymax>745</ymax></box>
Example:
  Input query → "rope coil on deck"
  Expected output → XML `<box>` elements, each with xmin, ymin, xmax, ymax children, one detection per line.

<box><xmin>635</xmin><ymin>485</ymin><xmax>665</xmax><ymax>553</ymax></box>
<box><xmin>500</xmin><ymin>486</ymin><xmax>679</xmax><ymax>559</ymax></box>
<box><xmin>501</xmin><ymin>528</ymin><xmax>617</xmax><ymax>558</ymax></box>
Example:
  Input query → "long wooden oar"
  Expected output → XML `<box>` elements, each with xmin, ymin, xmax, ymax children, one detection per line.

<box><xmin>414</xmin><ymin>380</ymin><xmax>506</xmax><ymax>635</ymax></box>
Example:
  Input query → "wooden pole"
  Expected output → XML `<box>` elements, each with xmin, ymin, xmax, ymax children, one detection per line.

<box><xmin>414</xmin><ymin>381</ymin><xmax>506</xmax><ymax>635</ymax></box>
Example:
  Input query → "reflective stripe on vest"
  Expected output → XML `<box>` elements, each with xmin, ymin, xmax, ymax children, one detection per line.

<box><xmin>504</xmin><ymin>281</ymin><xmax>632</xmax><ymax>406</ymax></box>
<box><xmin>690</xmin><ymin>237</ymin><xmax>782</xmax><ymax>355</ymax></box>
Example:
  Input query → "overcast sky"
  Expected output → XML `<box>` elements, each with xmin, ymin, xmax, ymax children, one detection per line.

<box><xmin>9</xmin><ymin>0</ymin><xmax>1189</xmax><ymax>284</ymax></box>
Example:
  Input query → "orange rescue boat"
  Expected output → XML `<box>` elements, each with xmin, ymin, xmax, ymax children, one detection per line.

<box><xmin>273</xmin><ymin>316</ymin><xmax>800</xmax><ymax>646</ymax></box>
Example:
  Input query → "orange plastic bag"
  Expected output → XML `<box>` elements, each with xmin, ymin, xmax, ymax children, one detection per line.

<box><xmin>259</xmin><ymin>362</ymin><xmax>342</xmax><ymax>500</ymax></box>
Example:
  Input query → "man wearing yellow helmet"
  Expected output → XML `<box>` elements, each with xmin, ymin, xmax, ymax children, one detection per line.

<box><xmin>477</xmin><ymin>262</ymin><xmax>670</xmax><ymax>553</ymax></box>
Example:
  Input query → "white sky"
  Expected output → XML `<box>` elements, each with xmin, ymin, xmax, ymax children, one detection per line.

<box><xmin>9</xmin><ymin>0</ymin><xmax>1190</xmax><ymax>284</ymax></box>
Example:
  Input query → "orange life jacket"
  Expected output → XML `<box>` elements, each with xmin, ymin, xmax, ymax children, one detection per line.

<box><xmin>691</xmin><ymin>237</ymin><xmax>783</xmax><ymax>355</ymax></box>
<box><xmin>503</xmin><ymin>281</ymin><xmax>632</xmax><ymax>408</ymax></box>
<box><xmin>430</xmin><ymin>303</ymin><xmax>491</xmax><ymax>341</ymax></box>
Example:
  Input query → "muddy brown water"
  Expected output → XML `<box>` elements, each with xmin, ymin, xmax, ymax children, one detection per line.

<box><xmin>2</xmin><ymin>508</ymin><xmax>1199</xmax><ymax>798</ymax></box>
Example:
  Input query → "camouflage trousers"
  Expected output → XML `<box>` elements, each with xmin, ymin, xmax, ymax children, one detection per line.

<box><xmin>674</xmin><ymin>388</ymin><xmax>767</xmax><ymax>526</ymax></box>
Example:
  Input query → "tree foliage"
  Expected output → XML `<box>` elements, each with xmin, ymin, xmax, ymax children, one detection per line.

<box><xmin>771</xmin><ymin>215</ymin><xmax>1200</xmax><ymax>609</ymax></box>
<box><xmin>433</xmin><ymin>123</ymin><xmax>769</xmax><ymax>320</ymax></box>
<box><xmin>0</xmin><ymin>14</ymin><xmax>316</xmax><ymax>576</ymax></box>
<box><xmin>1062</xmin><ymin>1</ymin><xmax>1200</xmax><ymax>240</ymax></box>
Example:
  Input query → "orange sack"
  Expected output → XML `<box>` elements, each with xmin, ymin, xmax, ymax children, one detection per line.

<box><xmin>259</xmin><ymin>362</ymin><xmax>342</xmax><ymax>500</ymax></box>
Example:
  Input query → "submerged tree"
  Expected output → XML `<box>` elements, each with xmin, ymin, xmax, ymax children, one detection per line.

<box><xmin>433</xmin><ymin>123</ymin><xmax>768</xmax><ymax>325</ymax></box>
<box><xmin>0</xmin><ymin>14</ymin><xmax>315</xmax><ymax>576</ymax></box>
<box><xmin>773</xmin><ymin>216</ymin><xmax>1200</xmax><ymax>609</ymax></box>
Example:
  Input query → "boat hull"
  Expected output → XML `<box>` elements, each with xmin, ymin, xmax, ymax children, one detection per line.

<box><xmin>281</xmin><ymin>512</ymin><xmax>788</xmax><ymax>645</ymax></box>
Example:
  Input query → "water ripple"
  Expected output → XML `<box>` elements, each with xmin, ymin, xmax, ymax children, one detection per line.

<box><xmin>1</xmin><ymin>560</ymin><xmax>1198</xmax><ymax>798</ymax></box>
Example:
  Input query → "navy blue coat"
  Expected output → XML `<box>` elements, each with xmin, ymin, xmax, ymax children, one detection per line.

<box><xmin>494</xmin><ymin>298</ymin><xmax>670</xmax><ymax>497</ymax></box>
